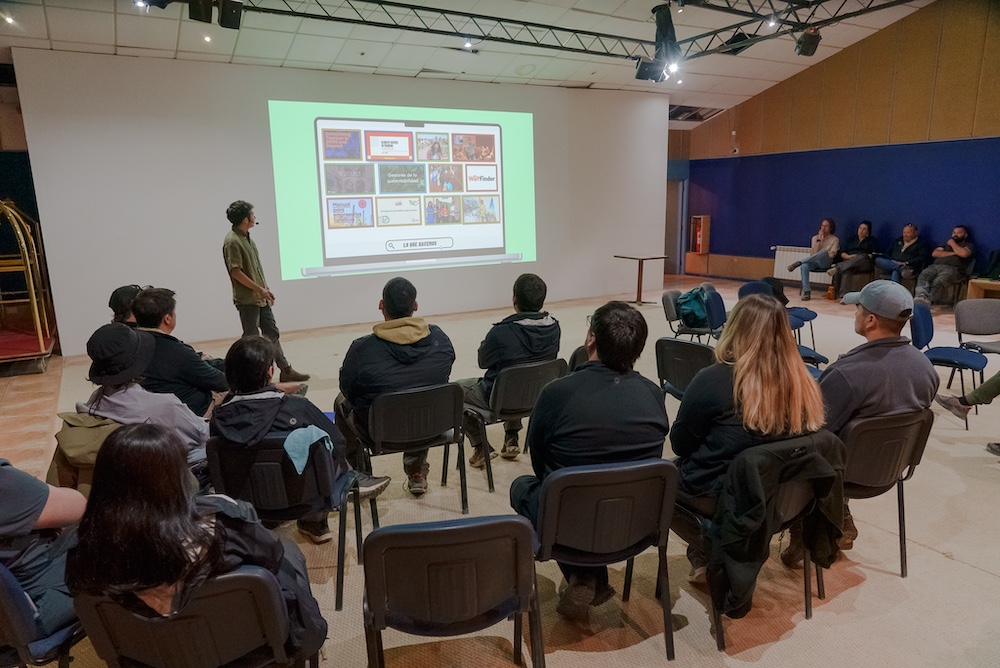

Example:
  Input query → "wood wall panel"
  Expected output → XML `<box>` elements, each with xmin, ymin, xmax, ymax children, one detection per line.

<box><xmin>759</xmin><ymin>80</ymin><xmax>791</xmax><ymax>154</ymax></box>
<box><xmin>973</xmin><ymin>0</ymin><xmax>1000</xmax><ymax>136</ymax></box>
<box><xmin>820</xmin><ymin>45</ymin><xmax>860</xmax><ymax>148</ymax></box>
<box><xmin>930</xmin><ymin>0</ymin><xmax>988</xmax><ymax>139</ymax></box>
<box><xmin>668</xmin><ymin>129</ymin><xmax>691</xmax><ymax>160</ymax></box>
<box><xmin>689</xmin><ymin>117</ymin><xmax>713</xmax><ymax>159</ymax></box>
<box><xmin>854</xmin><ymin>24</ymin><xmax>898</xmax><ymax>146</ymax></box>
<box><xmin>788</xmin><ymin>66</ymin><xmax>823</xmax><ymax>151</ymax></box>
<box><xmin>735</xmin><ymin>94</ymin><xmax>763</xmax><ymax>156</ymax></box>
<box><xmin>709</xmin><ymin>109</ymin><xmax>734</xmax><ymax>158</ymax></box>
<box><xmin>889</xmin><ymin>5</ymin><xmax>942</xmax><ymax>144</ymax></box>
<box><xmin>695</xmin><ymin>254</ymin><xmax>775</xmax><ymax>281</ymax></box>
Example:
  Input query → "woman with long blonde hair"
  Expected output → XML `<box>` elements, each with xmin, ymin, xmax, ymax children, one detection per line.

<box><xmin>671</xmin><ymin>293</ymin><xmax>825</xmax><ymax>497</ymax></box>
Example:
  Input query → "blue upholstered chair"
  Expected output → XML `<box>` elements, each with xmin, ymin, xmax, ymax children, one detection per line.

<box><xmin>0</xmin><ymin>564</ymin><xmax>85</xmax><ymax>668</ymax></box>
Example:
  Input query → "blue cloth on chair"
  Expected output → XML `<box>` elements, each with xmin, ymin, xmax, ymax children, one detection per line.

<box><xmin>283</xmin><ymin>426</ymin><xmax>332</xmax><ymax>474</ymax></box>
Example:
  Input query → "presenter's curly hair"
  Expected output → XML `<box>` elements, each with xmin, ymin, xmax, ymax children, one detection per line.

<box><xmin>226</xmin><ymin>200</ymin><xmax>254</xmax><ymax>226</ymax></box>
<box><xmin>225</xmin><ymin>335</ymin><xmax>276</xmax><ymax>393</ymax></box>
<box><xmin>715</xmin><ymin>294</ymin><xmax>825</xmax><ymax>436</ymax></box>
<box><xmin>382</xmin><ymin>277</ymin><xmax>417</xmax><ymax>319</ymax></box>
<box><xmin>513</xmin><ymin>273</ymin><xmax>547</xmax><ymax>312</ymax></box>
<box><xmin>588</xmin><ymin>301</ymin><xmax>647</xmax><ymax>374</ymax></box>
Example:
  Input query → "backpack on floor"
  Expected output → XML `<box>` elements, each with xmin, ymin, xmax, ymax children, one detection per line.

<box><xmin>677</xmin><ymin>287</ymin><xmax>709</xmax><ymax>328</ymax></box>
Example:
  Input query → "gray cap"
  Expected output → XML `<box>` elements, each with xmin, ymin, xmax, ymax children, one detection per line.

<box><xmin>842</xmin><ymin>280</ymin><xmax>914</xmax><ymax>320</ymax></box>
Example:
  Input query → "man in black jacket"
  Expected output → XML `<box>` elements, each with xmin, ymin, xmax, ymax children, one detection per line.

<box><xmin>132</xmin><ymin>288</ymin><xmax>229</xmax><ymax>416</ymax></box>
<box><xmin>874</xmin><ymin>223</ymin><xmax>928</xmax><ymax>284</ymax></box>
<box><xmin>335</xmin><ymin>277</ymin><xmax>455</xmax><ymax>496</ymax></box>
<box><xmin>458</xmin><ymin>274</ymin><xmax>561</xmax><ymax>468</ymax></box>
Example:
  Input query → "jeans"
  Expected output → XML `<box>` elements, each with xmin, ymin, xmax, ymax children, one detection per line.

<box><xmin>799</xmin><ymin>251</ymin><xmax>833</xmax><ymax>294</ymax></box>
<box><xmin>875</xmin><ymin>256</ymin><xmax>907</xmax><ymax>283</ymax></box>
<box><xmin>237</xmin><ymin>303</ymin><xmax>290</xmax><ymax>370</ymax></box>
<box><xmin>455</xmin><ymin>377</ymin><xmax>523</xmax><ymax>448</ymax></box>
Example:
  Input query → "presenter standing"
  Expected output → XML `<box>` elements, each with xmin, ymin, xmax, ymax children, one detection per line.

<box><xmin>223</xmin><ymin>200</ymin><xmax>309</xmax><ymax>382</ymax></box>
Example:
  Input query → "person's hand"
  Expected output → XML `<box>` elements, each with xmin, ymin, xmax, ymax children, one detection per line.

<box><xmin>264</xmin><ymin>288</ymin><xmax>275</xmax><ymax>305</ymax></box>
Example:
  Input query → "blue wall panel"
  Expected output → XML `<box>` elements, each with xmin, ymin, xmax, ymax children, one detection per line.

<box><xmin>688</xmin><ymin>137</ymin><xmax>1000</xmax><ymax>266</ymax></box>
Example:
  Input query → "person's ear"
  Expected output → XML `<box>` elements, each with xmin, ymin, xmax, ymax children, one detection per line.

<box><xmin>412</xmin><ymin>300</ymin><xmax>419</xmax><ymax>314</ymax></box>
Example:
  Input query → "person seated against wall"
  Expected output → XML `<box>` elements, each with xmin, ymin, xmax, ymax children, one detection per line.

<box><xmin>131</xmin><ymin>288</ymin><xmax>229</xmax><ymax>417</ymax></box>
<box><xmin>210</xmin><ymin>336</ymin><xmax>390</xmax><ymax>544</ymax></box>
<box><xmin>65</xmin><ymin>424</ymin><xmax>327</xmax><ymax>659</ymax></box>
<box><xmin>670</xmin><ymin>293</ymin><xmax>826</xmax><ymax>581</ymax></box>
<box><xmin>509</xmin><ymin>301</ymin><xmax>669</xmax><ymax>619</ymax></box>
<box><xmin>787</xmin><ymin>218</ymin><xmax>840</xmax><ymax>301</ymax></box>
<box><xmin>108</xmin><ymin>284</ymin><xmax>145</xmax><ymax>326</ymax></box>
<box><xmin>456</xmin><ymin>273</ymin><xmax>561</xmax><ymax>469</ymax></box>
<box><xmin>78</xmin><ymin>323</ymin><xmax>209</xmax><ymax>481</ymax></box>
<box><xmin>914</xmin><ymin>225</ymin><xmax>974</xmax><ymax>304</ymax></box>
<box><xmin>874</xmin><ymin>223</ymin><xmax>928</xmax><ymax>284</ymax></box>
<box><xmin>1</xmin><ymin>459</ymin><xmax>86</xmax><ymax>638</ymax></box>
<box><xmin>829</xmin><ymin>220</ymin><xmax>877</xmax><ymax>295</ymax></box>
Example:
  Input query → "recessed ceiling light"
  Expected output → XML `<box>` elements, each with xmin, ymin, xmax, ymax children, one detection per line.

<box><xmin>4</xmin><ymin>16</ymin><xmax>13</xmax><ymax>24</ymax></box>
<box><xmin>676</xmin><ymin>79</ymin><xmax>683</xmax><ymax>85</ymax></box>
<box><xmin>134</xmin><ymin>1</ymin><xmax>147</xmax><ymax>7</ymax></box>
<box><xmin>204</xmin><ymin>35</ymin><xmax>212</xmax><ymax>42</ymax></box>
<box><xmin>668</xmin><ymin>62</ymin><xmax>679</xmax><ymax>74</ymax></box>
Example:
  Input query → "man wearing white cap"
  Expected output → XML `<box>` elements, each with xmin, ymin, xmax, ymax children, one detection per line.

<box><xmin>782</xmin><ymin>280</ymin><xmax>938</xmax><ymax>565</ymax></box>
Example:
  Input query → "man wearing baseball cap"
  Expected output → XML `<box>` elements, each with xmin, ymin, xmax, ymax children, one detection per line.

<box><xmin>782</xmin><ymin>280</ymin><xmax>938</xmax><ymax>565</ymax></box>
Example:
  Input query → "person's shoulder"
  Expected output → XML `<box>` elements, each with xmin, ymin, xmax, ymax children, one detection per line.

<box><xmin>428</xmin><ymin>324</ymin><xmax>453</xmax><ymax>344</ymax></box>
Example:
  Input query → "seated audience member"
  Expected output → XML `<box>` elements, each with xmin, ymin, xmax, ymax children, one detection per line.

<box><xmin>830</xmin><ymin>220</ymin><xmax>877</xmax><ymax>294</ymax></box>
<box><xmin>510</xmin><ymin>301</ymin><xmax>669</xmax><ymax>619</ymax></box>
<box><xmin>937</xmin><ymin>371</ymin><xmax>1000</xmax><ymax>455</ymax></box>
<box><xmin>787</xmin><ymin>218</ymin><xmax>839</xmax><ymax>301</ymax></box>
<box><xmin>914</xmin><ymin>225</ymin><xmax>974</xmax><ymax>304</ymax></box>
<box><xmin>108</xmin><ymin>284</ymin><xmax>143</xmax><ymax>325</ymax></box>
<box><xmin>210</xmin><ymin>336</ymin><xmax>390</xmax><ymax>543</ymax></box>
<box><xmin>131</xmin><ymin>288</ymin><xmax>229</xmax><ymax>417</ymax></box>
<box><xmin>808</xmin><ymin>280</ymin><xmax>937</xmax><ymax>559</ymax></box>
<box><xmin>457</xmin><ymin>273</ymin><xmax>561</xmax><ymax>468</ymax></box>
<box><xmin>0</xmin><ymin>459</ymin><xmax>86</xmax><ymax>636</ymax></box>
<box><xmin>78</xmin><ymin>323</ymin><xmax>209</xmax><ymax>474</ymax></box>
<box><xmin>335</xmin><ymin>277</ymin><xmax>455</xmax><ymax>496</ymax></box>
<box><xmin>874</xmin><ymin>223</ymin><xmax>928</xmax><ymax>284</ymax></box>
<box><xmin>670</xmin><ymin>294</ymin><xmax>825</xmax><ymax>578</ymax></box>
<box><xmin>65</xmin><ymin>424</ymin><xmax>326</xmax><ymax>658</ymax></box>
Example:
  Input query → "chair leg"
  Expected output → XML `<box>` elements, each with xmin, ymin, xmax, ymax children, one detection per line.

<box><xmin>528</xmin><ymin>581</ymin><xmax>546</xmax><ymax>668</ymax></box>
<box><xmin>458</xmin><ymin>440</ymin><xmax>469</xmax><ymax>514</ymax></box>
<box><xmin>803</xmin><ymin>542</ymin><xmax>813</xmax><ymax>620</ymax></box>
<box><xmin>481</xmin><ymin>416</ymin><xmax>496</xmax><ymax>493</ymax></box>
<box><xmin>441</xmin><ymin>443</ymin><xmax>450</xmax><ymax>486</ymax></box>
<box><xmin>710</xmin><ymin>595</ymin><xmax>725</xmax><ymax>651</ymax></box>
<box><xmin>946</xmin><ymin>367</ymin><xmax>956</xmax><ymax>390</ymax></box>
<box><xmin>816</xmin><ymin>559</ymin><xmax>825</xmax><ymax>600</ymax></box>
<box><xmin>308</xmin><ymin>653</ymin><xmax>319</xmax><ymax>668</ymax></box>
<box><xmin>364</xmin><ymin>620</ymin><xmax>381</xmax><ymax>668</ymax></box>
<box><xmin>513</xmin><ymin>611</ymin><xmax>523</xmax><ymax>666</ymax></box>
<box><xmin>58</xmin><ymin>650</ymin><xmax>71</xmax><ymax>668</ymax></box>
<box><xmin>808</xmin><ymin>320</ymin><xmax>816</xmax><ymax>350</ymax></box>
<box><xmin>623</xmin><ymin>557</ymin><xmax>634</xmax><ymax>602</ymax></box>
<box><xmin>958</xmin><ymin>370</ymin><xmax>969</xmax><ymax>430</ymax></box>
<box><xmin>898</xmin><ymin>481</ymin><xmax>908</xmax><ymax>578</ymax></box>
<box><xmin>336</xmin><ymin>497</ymin><xmax>348</xmax><ymax>611</ymax></box>
<box><xmin>353</xmin><ymin>486</ymin><xmax>364</xmax><ymax>563</ymax></box>
<box><xmin>659</xmin><ymin>545</ymin><xmax>674</xmax><ymax>661</ymax></box>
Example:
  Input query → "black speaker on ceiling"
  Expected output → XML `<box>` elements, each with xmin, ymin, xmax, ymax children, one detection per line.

<box><xmin>795</xmin><ymin>29</ymin><xmax>821</xmax><ymax>56</ymax></box>
<box><xmin>219</xmin><ymin>0</ymin><xmax>243</xmax><ymax>29</ymax></box>
<box><xmin>189</xmin><ymin>0</ymin><xmax>212</xmax><ymax>23</ymax></box>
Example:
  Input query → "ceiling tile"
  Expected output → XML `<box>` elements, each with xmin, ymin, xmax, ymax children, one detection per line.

<box><xmin>234</xmin><ymin>27</ymin><xmax>294</xmax><ymax>59</ymax></box>
<box><xmin>329</xmin><ymin>63</ymin><xmax>378</xmax><ymax>75</ymax></box>
<box><xmin>818</xmin><ymin>23</ymin><xmax>878</xmax><ymax>48</ymax></box>
<box><xmin>49</xmin><ymin>41</ymin><xmax>115</xmax><ymax>54</ymax></box>
<box><xmin>47</xmin><ymin>0</ymin><xmax>114</xmax><ymax>10</ymax></box>
<box><xmin>571</xmin><ymin>0</ymin><xmax>624</xmax><ymax>14</ymax></box>
<box><xmin>240</xmin><ymin>3</ymin><xmax>303</xmax><ymax>33</ymax></box>
<box><xmin>285</xmin><ymin>33</ymin><xmax>345</xmax><ymax>63</ymax></box>
<box><xmin>0</xmin><ymin>36</ymin><xmax>51</xmax><ymax>50</ymax></box>
<box><xmin>841</xmin><ymin>5</ymin><xmax>916</xmax><ymax>29</ymax></box>
<box><xmin>45</xmin><ymin>7</ymin><xmax>114</xmax><ymax>44</ymax></box>
<box><xmin>0</xmin><ymin>4</ymin><xmax>48</xmax><ymax>39</ymax></box>
<box><xmin>282</xmin><ymin>60</ymin><xmax>332</xmax><ymax>70</ymax></box>
<box><xmin>116</xmin><ymin>0</ymin><xmax>182</xmax><ymax>19</ymax></box>
<box><xmin>231</xmin><ymin>56</ymin><xmax>285</xmax><ymax>67</ymax></box>
<box><xmin>590</xmin><ymin>15</ymin><xmax>650</xmax><ymax>41</ymax></box>
<box><xmin>295</xmin><ymin>18</ymin><xmax>353</xmax><ymax>39</ymax></box>
<box><xmin>379</xmin><ymin>43</ymin><xmax>437</xmax><ymax>70</ymax></box>
<box><xmin>336</xmin><ymin>39</ymin><xmax>393</xmax><ymax>67</ymax></box>
<box><xmin>116</xmin><ymin>45</ymin><xmax>174</xmax><ymax>59</ymax></box>
<box><xmin>178</xmin><ymin>21</ymin><xmax>237</xmax><ymax>54</ymax></box>
<box><xmin>116</xmin><ymin>14</ymin><xmax>178</xmax><ymax>51</ymax></box>
<box><xmin>513</xmin><ymin>3</ymin><xmax>569</xmax><ymax>25</ymax></box>
<box><xmin>347</xmin><ymin>24</ymin><xmax>403</xmax><ymax>43</ymax></box>
<box><xmin>177</xmin><ymin>51</ymin><xmax>233</xmax><ymax>63</ymax></box>
<box><xmin>536</xmin><ymin>54</ymin><xmax>592</xmax><ymax>80</ymax></box>
<box><xmin>500</xmin><ymin>54</ymin><xmax>555</xmax><ymax>79</ymax></box>
<box><xmin>372</xmin><ymin>67</ymin><xmax>420</xmax><ymax>77</ymax></box>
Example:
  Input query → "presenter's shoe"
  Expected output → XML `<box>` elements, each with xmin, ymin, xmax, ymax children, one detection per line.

<box><xmin>557</xmin><ymin>575</ymin><xmax>596</xmax><ymax>620</ymax></box>
<box><xmin>280</xmin><ymin>367</ymin><xmax>311</xmax><ymax>383</ymax></box>
<box><xmin>297</xmin><ymin>518</ymin><xmax>333</xmax><ymax>544</ymax></box>
<box><xmin>354</xmin><ymin>472</ymin><xmax>391</xmax><ymax>501</ymax></box>
<box><xmin>500</xmin><ymin>433</ymin><xmax>521</xmax><ymax>459</ymax></box>
<box><xmin>404</xmin><ymin>468</ymin><xmax>429</xmax><ymax>496</ymax></box>
<box><xmin>987</xmin><ymin>442</ymin><xmax>1000</xmax><ymax>457</ymax></box>
<box><xmin>936</xmin><ymin>394</ymin><xmax>972</xmax><ymax>421</ymax></box>
<box><xmin>469</xmin><ymin>445</ymin><xmax>498</xmax><ymax>469</ymax></box>
<box><xmin>787</xmin><ymin>261</ymin><xmax>802</xmax><ymax>272</ymax></box>
<box><xmin>801</xmin><ymin>292</ymin><xmax>811</xmax><ymax>301</ymax></box>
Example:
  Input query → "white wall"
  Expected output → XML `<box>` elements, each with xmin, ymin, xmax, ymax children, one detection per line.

<box><xmin>13</xmin><ymin>49</ymin><xmax>669</xmax><ymax>356</ymax></box>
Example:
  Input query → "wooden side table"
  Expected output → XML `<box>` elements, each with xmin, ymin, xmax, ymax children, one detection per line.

<box><xmin>967</xmin><ymin>279</ymin><xmax>1000</xmax><ymax>300</ymax></box>
<box><xmin>614</xmin><ymin>255</ymin><xmax>668</xmax><ymax>305</ymax></box>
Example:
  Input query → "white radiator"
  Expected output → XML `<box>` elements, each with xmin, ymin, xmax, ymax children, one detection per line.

<box><xmin>772</xmin><ymin>245</ymin><xmax>833</xmax><ymax>286</ymax></box>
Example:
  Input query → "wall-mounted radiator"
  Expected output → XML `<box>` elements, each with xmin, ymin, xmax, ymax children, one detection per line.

<box><xmin>771</xmin><ymin>246</ymin><xmax>833</xmax><ymax>286</ymax></box>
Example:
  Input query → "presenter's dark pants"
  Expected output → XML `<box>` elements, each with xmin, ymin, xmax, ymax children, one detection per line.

<box><xmin>510</xmin><ymin>474</ymin><xmax>609</xmax><ymax>588</ymax></box>
<box><xmin>237</xmin><ymin>303</ymin><xmax>290</xmax><ymax>370</ymax></box>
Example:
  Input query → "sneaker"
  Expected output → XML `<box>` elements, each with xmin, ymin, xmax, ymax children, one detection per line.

<box><xmin>500</xmin><ymin>433</ymin><xmax>521</xmax><ymax>460</ymax></box>
<box><xmin>556</xmin><ymin>575</ymin><xmax>596</xmax><ymax>620</ymax></box>
<box><xmin>591</xmin><ymin>582</ymin><xmax>616</xmax><ymax>607</ymax></box>
<box><xmin>827</xmin><ymin>267</ymin><xmax>838</xmax><ymax>276</ymax></box>
<box><xmin>355</xmin><ymin>472</ymin><xmax>391</xmax><ymax>501</ymax></box>
<box><xmin>404</xmin><ymin>470</ymin><xmax>428</xmax><ymax>496</ymax></box>
<box><xmin>787</xmin><ymin>261</ymin><xmax>802</xmax><ymax>272</ymax></box>
<box><xmin>801</xmin><ymin>292</ymin><xmax>811</xmax><ymax>301</ymax></box>
<box><xmin>279</xmin><ymin>367</ymin><xmax>311</xmax><ymax>382</ymax></box>
<box><xmin>296</xmin><ymin>518</ymin><xmax>333</xmax><ymax>544</ymax></box>
<box><xmin>987</xmin><ymin>442</ymin><xmax>1000</xmax><ymax>456</ymax></box>
<box><xmin>688</xmin><ymin>565</ymin><xmax>707</xmax><ymax>584</ymax></box>
<box><xmin>936</xmin><ymin>394</ymin><xmax>971</xmax><ymax>421</ymax></box>
<box><xmin>468</xmin><ymin>445</ymin><xmax>498</xmax><ymax>469</ymax></box>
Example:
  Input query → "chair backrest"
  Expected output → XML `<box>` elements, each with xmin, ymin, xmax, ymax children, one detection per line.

<box><xmin>535</xmin><ymin>460</ymin><xmax>679</xmax><ymax>563</ymax></box>
<box><xmin>738</xmin><ymin>281</ymin><xmax>774</xmax><ymax>300</ymax></box>
<box><xmin>566</xmin><ymin>345</ymin><xmax>589</xmax><ymax>372</ymax></box>
<box><xmin>0</xmin><ymin>563</ymin><xmax>42</xmax><ymax>658</ymax></box>
<box><xmin>369</xmin><ymin>383</ymin><xmax>464</xmax><ymax>454</ymax></box>
<box><xmin>909</xmin><ymin>301</ymin><xmax>933</xmax><ymax>349</ymax></box>
<box><xmin>705</xmin><ymin>290</ymin><xmax>727</xmax><ymax>331</ymax></box>
<box><xmin>655</xmin><ymin>337</ymin><xmax>715</xmax><ymax>400</ymax></box>
<box><xmin>489</xmin><ymin>359</ymin><xmax>568</xmax><ymax>419</ymax></box>
<box><xmin>955</xmin><ymin>299</ymin><xmax>1000</xmax><ymax>338</ymax></box>
<box><xmin>206</xmin><ymin>435</ymin><xmax>338</xmax><ymax>521</ymax></box>
<box><xmin>662</xmin><ymin>290</ymin><xmax>683</xmax><ymax>324</ymax></box>
<box><xmin>74</xmin><ymin>566</ymin><xmax>291</xmax><ymax>668</ymax></box>
<box><xmin>363</xmin><ymin>516</ymin><xmax>536</xmax><ymax>634</ymax></box>
<box><xmin>700</xmin><ymin>282</ymin><xmax>717</xmax><ymax>294</ymax></box>
<box><xmin>838</xmin><ymin>408</ymin><xmax>934</xmax><ymax>490</ymax></box>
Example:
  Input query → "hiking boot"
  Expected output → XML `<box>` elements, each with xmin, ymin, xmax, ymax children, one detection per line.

<box><xmin>839</xmin><ymin>504</ymin><xmax>859</xmax><ymax>551</ymax></box>
<box><xmin>787</xmin><ymin>261</ymin><xmax>802</xmax><ymax>272</ymax></box>
<box><xmin>500</xmin><ymin>432</ymin><xmax>521</xmax><ymax>459</ymax></box>
<box><xmin>405</xmin><ymin>469</ymin><xmax>428</xmax><ymax>496</ymax></box>
<box><xmin>279</xmin><ymin>367</ymin><xmax>311</xmax><ymax>382</ymax></box>
<box><xmin>987</xmin><ymin>442</ymin><xmax>1000</xmax><ymax>457</ymax></box>
<box><xmin>556</xmin><ymin>575</ymin><xmax>596</xmax><ymax>620</ymax></box>
<box><xmin>780</xmin><ymin>524</ymin><xmax>804</xmax><ymax>569</ymax></box>
<box><xmin>936</xmin><ymin>394</ymin><xmax>971</xmax><ymax>421</ymax></box>
<box><xmin>827</xmin><ymin>267</ymin><xmax>838</xmax><ymax>276</ymax></box>
<box><xmin>296</xmin><ymin>518</ymin><xmax>333</xmax><ymax>544</ymax></box>
<box><xmin>591</xmin><ymin>582</ymin><xmax>616</xmax><ymax>607</ymax></box>
<box><xmin>801</xmin><ymin>292</ymin><xmax>811</xmax><ymax>301</ymax></box>
<box><xmin>354</xmin><ymin>472</ymin><xmax>391</xmax><ymax>501</ymax></box>
<box><xmin>469</xmin><ymin>445</ymin><xmax>498</xmax><ymax>469</ymax></box>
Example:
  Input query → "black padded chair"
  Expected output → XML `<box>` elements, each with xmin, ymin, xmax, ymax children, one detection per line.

<box><xmin>460</xmin><ymin>359</ymin><xmax>568</xmax><ymax>490</ymax></box>
<box><xmin>662</xmin><ymin>290</ymin><xmax>712</xmax><ymax>342</ymax></box>
<box><xmin>955</xmin><ymin>298</ymin><xmax>1000</xmax><ymax>355</ymax></box>
<box><xmin>839</xmin><ymin>408</ymin><xmax>934</xmax><ymax>578</ymax></box>
<box><xmin>0</xmin><ymin>564</ymin><xmax>85</xmax><ymax>668</ymax></box>
<box><xmin>655</xmin><ymin>337</ymin><xmax>715</xmax><ymax>401</ymax></box>
<box><xmin>671</xmin><ymin>431</ymin><xmax>844</xmax><ymax>651</ymax></box>
<box><xmin>363</xmin><ymin>515</ymin><xmax>544</xmax><ymax>668</ymax></box>
<box><xmin>566</xmin><ymin>345</ymin><xmax>589</xmax><ymax>372</ymax></box>
<box><xmin>207</xmin><ymin>434</ymin><xmax>358</xmax><ymax>610</ymax></box>
<box><xmin>534</xmin><ymin>460</ymin><xmax>679</xmax><ymax>661</ymax></box>
<box><xmin>74</xmin><ymin>565</ymin><xmax>315</xmax><ymax>668</ymax></box>
<box><xmin>704</xmin><ymin>290</ymin><xmax>727</xmax><ymax>340</ymax></box>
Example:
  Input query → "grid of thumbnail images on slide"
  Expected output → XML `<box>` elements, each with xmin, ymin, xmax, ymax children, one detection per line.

<box><xmin>320</xmin><ymin>127</ymin><xmax>502</xmax><ymax>230</ymax></box>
